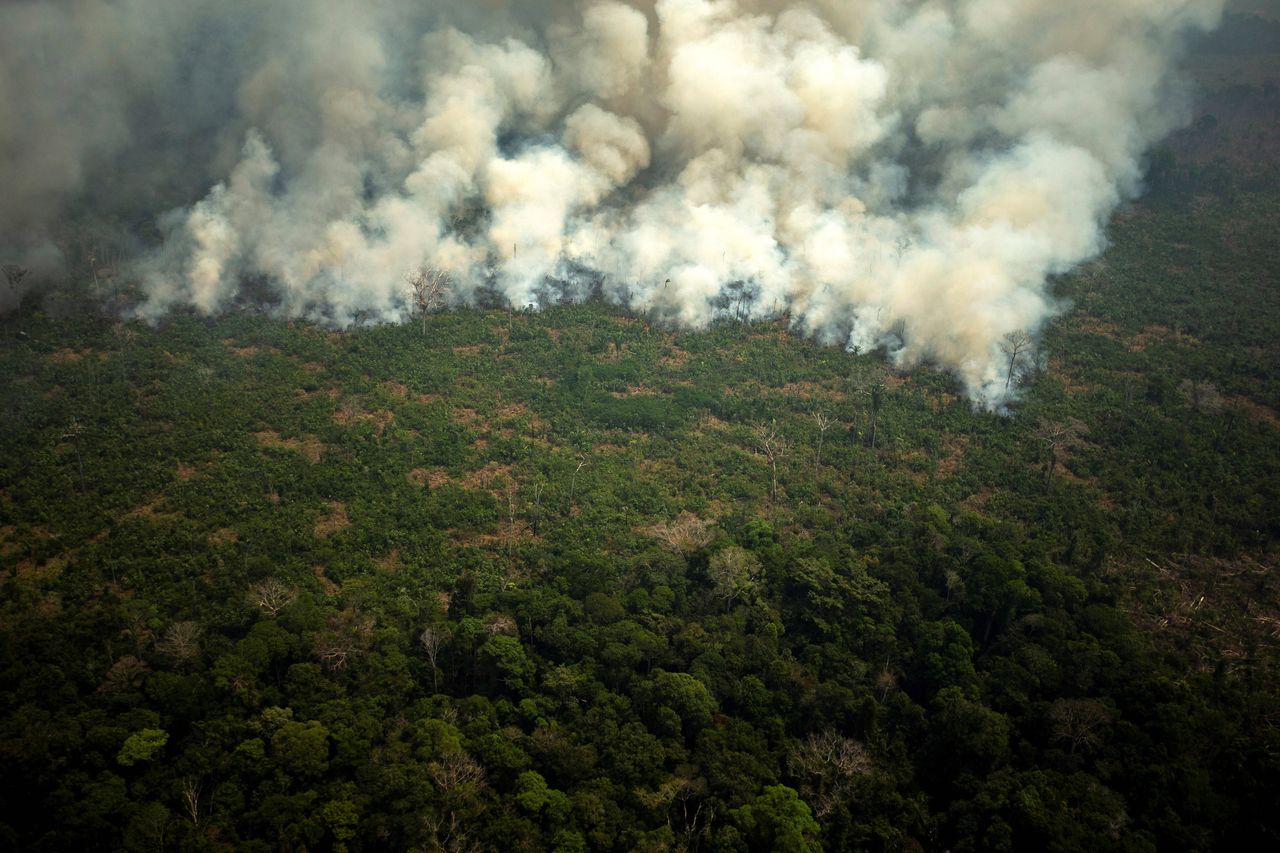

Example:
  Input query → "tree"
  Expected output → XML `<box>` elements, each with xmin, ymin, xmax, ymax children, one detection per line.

<box><xmin>756</xmin><ymin>421</ymin><xmax>787</xmax><ymax>503</ymax></box>
<box><xmin>419</xmin><ymin>624</ymin><xmax>452</xmax><ymax>691</ymax></box>
<box><xmin>118</xmin><ymin>728</ymin><xmax>169</xmax><ymax>767</ymax></box>
<box><xmin>999</xmin><ymin>330</ymin><xmax>1034</xmax><ymax>394</ymax></box>
<box><xmin>179</xmin><ymin>777</ymin><xmax>203</xmax><ymax>827</ymax></box>
<box><xmin>851</xmin><ymin>375</ymin><xmax>887</xmax><ymax>449</ymax></box>
<box><xmin>406</xmin><ymin>264</ymin><xmax>450</xmax><ymax>335</ymax></box>
<box><xmin>649</xmin><ymin>512</ymin><xmax>714</xmax><ymax>556</ymax></box>
<box><xmin>156</xmin><ymin>621</ymin><xmax>202</xmax><ymax>665</ymax></box>
<box><xmin>1049</xmin><ymin>698</ymin><xmax>1111</xmax><ymax>754</ymax></box>
<box><xmin>811</xmin><ymin>410</ymin><xmax>834</xmax><ymax>470</ymax></box>
<box><xmin>1034</xmin><ymin>418</ymin><xmax>1086</xmax><ymax>491</ymax></box>
<box><xmin>313</xmin><ymin>609</ymin><xmax>375</xmax><ymax>670</ymax></box>
<box><xmin>708</xmin><ymin>545</ymin><xmax>763</xmax><ymax>610</ymax></box>
<box><xmin>568</xmin><ymin>455</ymin><xmax>588</xmax><ymax>509</ymax></box>
<box><xmin>787</xmin><ymin>731</ymin><xmax>871</xmax><ymax>818</ymax></box>
<box><xmin>60</xmin><ymin>415</ymin><xmax>87</xmax><ymax>493</ymax></box>
<box><xmin>249</xmin><ymin>578</ymin><xmax>297</xmax><ymax>617</ymax></box>
<box><xmin>731</xmin><ymin>785</ymin><xmax>822</xmax><ymax>853</ymax></box>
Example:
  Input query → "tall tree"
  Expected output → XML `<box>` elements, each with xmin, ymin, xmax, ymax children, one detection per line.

<box><xmin>999</xmin><ymin>330</ymin><xmax>1034</xmax><ymax>394</ymax></box>
<box><xmin>406</xmin><ymin>264</ymin><xmax>450</xmax><ymax>335</ymax></box>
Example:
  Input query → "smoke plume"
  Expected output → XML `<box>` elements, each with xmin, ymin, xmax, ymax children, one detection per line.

<box><xmin>0</xmin><ymin>1</ymin><xmax>1225</xmax><ymax>402</ymax></box>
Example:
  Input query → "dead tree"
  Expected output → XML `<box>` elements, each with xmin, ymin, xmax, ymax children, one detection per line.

<box><xmin>1035</xmin><ymin>418</ymin><xmax>1085</xmax><ymax>491</ymax></box>
<box><xmin>406</xmin><ymin>264</ymin><xmax>451</xmax><ymax>335</ymax></box>
<box><xmin>707</xmin><ymin>545</ymin><xmax>762</xmax><ymax>610</ymax></box>
<box><xmin>180</xmin><ymin>776</ymin><xmax>204</xmax><ymax>826</ymax></box>
<box><xmin>999</xmin><ymin>330</ymin><xmax>1034</xmax><ymax>394</ymax></box>
<box><xmin>568</xmin><ymin>456</ymin><xmax>588</xmax><ymax>510</ymax></box>
<box><xmin>419</xmin><ymin>625</ymin><xmax>451</xmax><ymax>691</ymax></box>
<box><xmin>649</xmin><ymin>512</ymin><xmax>714</xmax><ymax>556</ymax></box>
<box><xmin>811</xmin><ymin>410</ymin><xmax>834</xmax><ymax>470</ymax></box>
<box><xmin>248</xmin><ymin>578</ymin><xmax>297</xmax><ymax>617</ymax></box>
<box><xmin>787</xmin><ymin>731</ymin><xmax>872</xmax><ymax>818</ymax></box>
<box><xmin>157</xmin><ymin>621</ymin><xmax>202</xmax><ymax>665</ymax></box>
<box><xmin>60</xmin><ymin>416</ymin><xmax>87</xmax><ymax>492</ymax></box>
<box><xmin>756</xmin><ymin>421</ymin><xmax>787</xmax><ymax>503</ymax></box>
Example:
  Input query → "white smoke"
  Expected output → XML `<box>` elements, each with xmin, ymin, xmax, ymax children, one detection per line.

<box><xmin>0</xmin><ymin>0</ymin><xmax>1226</xmax><ymax>403</ymax></box>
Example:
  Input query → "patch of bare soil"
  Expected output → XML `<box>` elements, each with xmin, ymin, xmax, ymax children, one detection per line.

<box><xmin>451</xmin><ymin>407</ymin><xmax>481</xmax><ymax>425</ymax></box>
<box><xmin>936</xmin><ymin>436</ymin><xmax>968</xmax><ymax>477</ymax></box>
<box><xmin>255</xmin><ymin>430</ymin><xmax>326</xmax><ymax>463</ymax></box>
<box><xmin>659</xmin><ymin>346</ymin><xmax>690</xmax><ymax>369</ymax></box>
<box><xmin>461</xmin><ymin>463</ymin><xmax>515</xmax><ymax>495</ymax></box>
<box><xmin>467</xmin><ymin>520</ymin><xmax>542</xmax><ymax>548</ymax></box>
<box><xmin>452</xmin><ymin>345</ymin><xmax>484</xmax><ymax>356</ymax></box>
<box><xmin>373</xmin><ymin>548</ymin><xmax>401</xmax><ymax>573</ymax></box>
<box><xmin>495</xmin><ymin>403</ymin><xmax>530</xmax><ymax>419</ymax></box>
<box><xmin>333</xmin><ymin>403</ymin><xmax>395</xmax><ymax>435</ymax></box>
<box><xmin>125</xmin><ymin>498</ymin><xmax>179</xmax><ymax>522</ymax></box>
<box><xmin>382</xmin><ymin>381</ymin><xmax>409</xmax><ymax>398</ymax></box>
<box><xmin>313</xmin><ymin>501</ymin><xmax>351</xmax><ymax>538</ymax></box>
<box><xmin>312</xmin><ymin>564</ymin><xmax>339</xmax><ymax>596</ymax></box>
<box><xmin>175</xmin><ymin>462</ymin><xmax>200</xmax><ymax>481</ymax></box>
<box><xmin>14</xmin><ymin>550</ymin><xmax>75</xmax><ymax>583</ymax></box>
<box><xmin>1128</xmin><ymin>324</ymin><xmax>1200</xmax><ymax>352</ymax></box>
<box><xmin>207</xmin><ymin>528</ymin><xmax>239</xmax><ymax>546</ymax></box>
<box><xmin>1073</xmin><ymin>316</ymin><xmax>1121</xmax><ymax>338</ymax></box>
<box><xmin>1229</xmin><ymin>395</ymin><xmax>1280</xmax><ymax>430</ymax></box>
<box><xmin>408</xmin><ymin>468</ymin><xmax>451</xmax><ymax>488</ymax></box>
<box><xmin>593</xmin><ymin>443</ymin><xmax>629</xmax><ymax>454</ymax></box>
<box><xmin>776</xmin><ymin>380</ymin><xmax>841</xmax><ymax>400</ymax></box>
<box><xmin>609</xmin><ymin>385</ymin><xmax>660</xmax><ymax>398</ymax></box>
<box><xmin>51</xmin><ymin>348</ymin><xmax>84</xmax><ymax>363</ymax></box>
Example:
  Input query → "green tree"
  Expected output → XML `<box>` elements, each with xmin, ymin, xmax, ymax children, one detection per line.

<box><xmin>731</xmin><ymin>785</ymin><xmax>822</xmax><ymax>853</ymax></box>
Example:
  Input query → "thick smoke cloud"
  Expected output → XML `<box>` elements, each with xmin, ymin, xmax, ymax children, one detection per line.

<box><xmin>0</xmin><ymin>0</ymin><xmax>1225</xmax><ymax>402</ymax></box>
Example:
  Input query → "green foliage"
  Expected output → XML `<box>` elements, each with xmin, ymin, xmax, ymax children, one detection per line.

<box><xmin>116</xmin><ymin>728</ymin><xmax>168</xmax><ymax>767</ymax></box>
<box><xmin>731</xmin><ymin>785</ymin><xmax>822</xmax><ymax>853</ymax></box>
<box><xmin>1</xmin><ymin>161</ymin><xmax>1278</xmax><ymax>850</ymax></box>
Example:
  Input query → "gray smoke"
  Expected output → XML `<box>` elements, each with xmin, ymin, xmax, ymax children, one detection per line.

<box><xmin>0</xmin><ymin>0</ymin><xmax>1225</xmax><ymax>403</ymax></box>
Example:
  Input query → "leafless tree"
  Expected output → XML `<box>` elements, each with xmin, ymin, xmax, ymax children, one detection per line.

<box><xmin>999</xmin><ymin>330</ymin><xmax>1035</xmax><ymax>394</ymax></box>
<box><xmin>157</xmin><ymin>621</ymin><xmax>202</xmax><ymax>664</ymax></box>
<box><xmin>756</xmin><ymin>421</ymin><xmax>787</xmax><ymax>503</ymax></box>
<box><xmin>180</xmin><ymin>776</ymin><xmax>203</xmax><ymax>826</ymax></box>
<box><xmin>811</xmin><ymin>410</ymin><xmax>834</xmax><ymax>470</ymax></box>
<box><xmin>707</xmin><ymin>545</ymin><xmax>762</xmax><ymax>610</ymax></box>
<box><xmin>1049</xmin><ymin>698</ymin><xmax>1111</xmax><ymax>754</ymax></box>
<box><xmin>649</xmin><ymin>512</ymin><xmax>714</xmax><ymax>556</ymax></box>
<box><xmin>60</xmin><ymin>416</ymin><xmax>87</xmax><ymax>492</ymax></box>
<box><xmin>419</xmin><ymin>625</ymin><xmax>451</xmax><ymax>691</ymax></box>
<box><xmin>1035</xmin><ymin>418</ymin><xmax>1086</xmax><ymax>491</ymax></box>
<box><xmin>569</xmin><ymin>455</ymin><xmax>588</xmax><ymax>509</ymax></box>
<box><xmin>788</xmin><ymin>731</ymin><xmax>872</xmax><ymax>818</ymax></box>
<box><xmin>406</xmin><ymin>264</ymin><xmax>450</xmax><ymax>335</ymax></box>
<box><xmin>248</xmin><ymin>578</ymin><xmax>297</xmax><ymax>618</ymax></box>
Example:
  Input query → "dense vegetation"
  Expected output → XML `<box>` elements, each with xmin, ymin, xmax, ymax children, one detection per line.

<box><xmin>2</xmin><ymin>15</ymin><xmax>1278</xmax><ymax>852</ymax></box>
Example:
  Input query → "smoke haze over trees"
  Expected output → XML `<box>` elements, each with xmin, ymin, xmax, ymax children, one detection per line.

<box><xmin>0</xmin><ymin>0</ymin><xmax>1227</xmax><ymax>402</ymax></box>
